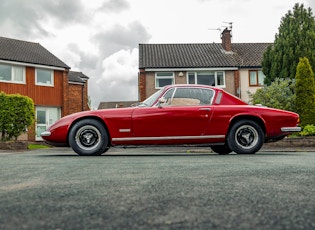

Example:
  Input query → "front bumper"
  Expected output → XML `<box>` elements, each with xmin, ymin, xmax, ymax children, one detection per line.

<box><xmin>281</xmin><ymin>127</ymin><xmax>301</xmax><ymax>132</ymax></box>
<box><xmin>41</xmin><ymin>131</ymin><xmax>51</xmax><ymax>137</ymax></box>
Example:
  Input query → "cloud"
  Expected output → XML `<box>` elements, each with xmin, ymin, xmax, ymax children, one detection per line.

<box><xmin>0</xmin><ymin>0</ymin><xmax>87</xmax><ymax>39</ymax></box>
<box><xmin>98</xmin><ymin>0</ymin><xmax>130</xmax><ymax>13</ymax></box>
<box><xmin>89</xmin><ymin>48</ymin><xmax>139</xmax><ymax>108</ymax></box>
<box><xmin>92</xmin><ymin>21</ymin><xmax>151</xmax><ymax>57</ymax></box>
<box><xmin>84</xmin><ymin>21</ymin><xmax>151</xmax><ymax>108</ymax></box>
<box><xmin>306</xmin><ymin>0</ymin><xmax>315</xmax><ymax>12</ymax></box>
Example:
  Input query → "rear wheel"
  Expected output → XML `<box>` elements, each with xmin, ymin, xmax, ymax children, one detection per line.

<box><xmin>211</xmin><ymin>145</ymin><xmax>232</xmax><ymax>155</ymax></box>
<box><xmin>69</xmin><ymin>119</ymin><xmax>109</xmax><ymax>156</ymax></box>
<box><xmin>227</xmin><ymin>120</ymin><xmax>264</xmax><ymax>154</ymax></box>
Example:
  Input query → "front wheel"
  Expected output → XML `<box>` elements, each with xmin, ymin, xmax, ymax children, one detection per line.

<box><xmin>69</xmin><ymin>119</ymin><xmax>109</xmax><ymax>156</ymax></box>
<box><xmin>227</xmin><ymin>120</ymin><xmax>264</xmax><ymax>154</ymax></box>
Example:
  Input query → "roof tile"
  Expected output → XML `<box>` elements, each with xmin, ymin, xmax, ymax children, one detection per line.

<box><xmin>139</xmin><ymin>43</ymin><xmax>272</xmax><ymax>69</ymax></box>
<box><xmin>0</xmin><ymin>37</ymin><xmax>70</xmax><ymax>69</ymax></box>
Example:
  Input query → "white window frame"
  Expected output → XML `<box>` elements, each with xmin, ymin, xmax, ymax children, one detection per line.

<box><xmin>36</xmin><ymin>68</ymin><xmax>54</xmax><ymax>87</ymax></box>
<box><xmin>155</xmin><ymin>72</ymin><xmax>175</xmax><ymax>89</ymax></box>
<box><xmin>0</xmin><ymin>63</ymin><xmax>26</xmax><ymax>84</ymax></box>
<box><xmin>187</xmin><ymin>71</ymin><xmax>226</xmax><ymax>88</ymax></box>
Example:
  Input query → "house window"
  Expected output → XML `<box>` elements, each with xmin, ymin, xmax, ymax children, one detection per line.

<box><xmin>155</xmin><ymin>72</ymin><xmax>174</xmax><ymax>89</ymax></box>
<box><xmin>36</xmin><ymin>68</ymin><xmax>54</xmax><ymax>86</ymax></box>
<box><xmin>249</xmin><ymin>70</ymin><xmax>265</xmax><ymax>86</ymax></box>
<box><xmin>0</xmin><ymin>63</ymin><xmax>25</xmax><ymax>83</ymax></box>
<box><xmin>188</xmin><ymin>71</ymin><xmax>225</xmax><ymax>87</ymax></box>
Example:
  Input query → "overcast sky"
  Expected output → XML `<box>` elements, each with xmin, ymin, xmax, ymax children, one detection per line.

<box><xmin>0</xmin><ymin>0</ymin><xmax>314</xmax><ymax>108</ymax></box>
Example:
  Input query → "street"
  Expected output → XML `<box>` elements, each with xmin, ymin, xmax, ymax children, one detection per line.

<box><xmin>0</xmin><ymin>147</ymin><xmax>315</xmax><ymax>230</ymax></box>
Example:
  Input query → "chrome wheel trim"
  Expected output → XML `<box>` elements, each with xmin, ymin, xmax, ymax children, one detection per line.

<box><xmin>75</xmin><ymin>125</ymin><xmax>101</xmax><ymax>151</ymax></box>
<box><xmin>235</xmin><ymin>125</ymin><xmax>259</xmax><ymax>150</ymax></box>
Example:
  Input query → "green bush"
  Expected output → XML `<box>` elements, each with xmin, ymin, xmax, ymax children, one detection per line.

<box><xmin>0</xmin><ymin>92</ymin><xmax>35</xmax><ymax>141</ymax></box>
<box><xmin>299</xmin><ymin>125</ymin><xmax>315</xmax><ymax>136</ymax></box>
<box><xmin>248</xmin><ymin>78</ymin><xmax>296</xmax><ymax>112</ymax></box>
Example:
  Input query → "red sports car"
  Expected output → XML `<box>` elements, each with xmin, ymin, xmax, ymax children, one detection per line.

<box><xmin>41</xmin><ymin>84</ymin><xmax>301</xmax><ymax>156</ymax></box>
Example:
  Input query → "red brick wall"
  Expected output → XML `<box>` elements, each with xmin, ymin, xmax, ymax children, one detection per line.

<box><xmin>62</xmin><ymin>70</ymin><xmax>69</xmax><ymax>117</ymax></box>
<box><xmin>67</xmin><ymin>83</ymin><xmax>89</xmax><ymax>115</ymax></box>
<box><xmin>138</xmin><ymin>69</ymin><xmax>146</xmax><ymax>101</ymax></box>
<box><xmin>221</xmin><ymin>29</ymin><xmax>232</xmax><ymax>51</ymax></box>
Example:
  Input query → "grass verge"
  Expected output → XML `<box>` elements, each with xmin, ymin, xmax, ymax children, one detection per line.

<box><xmin>28</xmin><ymin>143</ymin><xmax>50</xmax><ymax>149</ymax></box>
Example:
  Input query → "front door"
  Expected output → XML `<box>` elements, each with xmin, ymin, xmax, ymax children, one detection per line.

<box><xmin>36</xmin><ymin>107</ymin><xmax>61</xmax><ymax>141</ymax></box>
<box><xmin>132</xmin><ymin>106</ymin><xmax>212</xmax><ymax>137</ymax></box>
<box><xmin>132</xmin><ymin>86</ymin><xmax>215</xmax><ymax>139</ymax></box>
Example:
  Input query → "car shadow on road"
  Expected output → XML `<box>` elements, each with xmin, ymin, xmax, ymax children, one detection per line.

<box><xmin>36</xmin><ymin>152</ymin><xmax>298</xmax><ymax>157</ymax></box>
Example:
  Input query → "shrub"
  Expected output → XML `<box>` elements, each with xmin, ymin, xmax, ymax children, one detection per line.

<box><xmin>295</xmin><ymin>57</ymin><xmax>315</xmax><ymax>127</ymax></box>
<box><xmin>299</xmin><ymin>125</ymin><xmax>315</xmax><ymax>136</ymax></box>
<box><xmin>0</xmin><ymin>92</ymin><xmax>35</xmax><ymax>141</ymax></box>
<box><xmin>248</xmin><ymin>78</ymin><xmax>296</xmax><ymax>112</ymax></box>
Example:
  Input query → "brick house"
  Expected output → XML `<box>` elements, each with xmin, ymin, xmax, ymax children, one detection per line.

<box><xmin>138</xmin><ymin>29</ymin><xmax>271</xmax><ymax>103</ymax></box>
<box><xmin>0</xmin><ymin>37</ymin><xmax>89</xmax><ymax>141</ymax></box>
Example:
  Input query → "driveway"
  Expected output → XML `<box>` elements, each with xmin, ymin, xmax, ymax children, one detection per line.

<box><xmin>0</xmin><ymin>147</ymin><xmax>315</xmax><ymax>229</ymax></box>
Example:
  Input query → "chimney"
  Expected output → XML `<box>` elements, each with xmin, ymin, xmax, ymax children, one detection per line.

<box><xmin>221</xmin><ymin>28</ymin><xmax>232</xmax><ymax>51</ymax></box>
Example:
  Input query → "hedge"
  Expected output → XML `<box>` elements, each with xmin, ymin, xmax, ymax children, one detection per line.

<box><xmin>0</xmin><ymin>92</ymin><xmax>35</xmax><ymax>141</ymax></box>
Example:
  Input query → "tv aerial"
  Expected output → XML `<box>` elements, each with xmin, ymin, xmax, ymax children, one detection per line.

<box><xmin>209</xmin><ymin>21</ymin><xmax>233</xmax><ymax>32</ymax></box>
<box><xmin>209</xmin><ymin>22</ymin><xmax>233</xmax><ymax>40</ymax></box>
<box><xmin>223</xmin><ymin>21</ymin><xmax>233</xmax><ymax>30</ymax></box>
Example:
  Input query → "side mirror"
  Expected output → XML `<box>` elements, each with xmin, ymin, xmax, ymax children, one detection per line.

<box><xmin>158</xmin><ymin>97</ymin><xmax>166</xmax><ymax>108</ymax></box>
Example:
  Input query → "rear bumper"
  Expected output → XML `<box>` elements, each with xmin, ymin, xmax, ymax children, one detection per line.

<box><xmin>281</xmin><ymin>127</ymin><xmax>301</xmax><ymax>132</ymax></box>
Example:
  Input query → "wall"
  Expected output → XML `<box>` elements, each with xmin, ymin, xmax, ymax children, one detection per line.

<box><xmin>264</xmin><ymin>137</ymin><xmax>315</xmax><ymax>148</ymax></box>
<box><xmin>145</xmin><ymin>72</ymin><xmax>156</xmax><ymax>99</ymax></box>
<box><xmin>239</xmin><ymin>69</ymin><xmax>263</xmax><ymax>103</ymax></box>
<box><xmin>224</xmin><ymin>70</ymin><xmax>236</xmax><ymax>95</ymax></box>
<box><xmin>68</xmin><ymin>83</ymin><xmax>89</xmax><ymax>114</ymax></box>
<box><xmin>0</xmin><ymin>67</ymin><xmax>64</xmax><ymax>107</ymax></box>
<box><xmin>142</xmin><ymin>70</ymin><xmax>238</xmax><ymax>100</ymax></box>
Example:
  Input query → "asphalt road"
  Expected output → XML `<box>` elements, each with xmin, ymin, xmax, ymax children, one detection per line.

<box><xmin>0</xmin><ymin>147</ymin><xmax>315</xmax><ymax>230</ymax></box>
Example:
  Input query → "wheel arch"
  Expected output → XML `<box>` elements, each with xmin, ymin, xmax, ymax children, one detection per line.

<box><xmin>66</xmin><ymin>116</ymin><xmax>111</xmax><ymax>146</ymax></box>
<box><xmin>228</xmin><ymin>115</ymin><xmax>266</xmax><ymax>138</ymax></box>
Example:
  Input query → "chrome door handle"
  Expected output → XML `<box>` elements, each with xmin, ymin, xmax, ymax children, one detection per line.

<box><xmin>199</xmin><ymin>108</ymin><xmax>211</xmax><ymax>111</ymax></box>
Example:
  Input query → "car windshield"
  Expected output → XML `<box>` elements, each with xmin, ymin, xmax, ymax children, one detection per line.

<box><xmin>138</xmin><ymin>88</ymin><xmax>164</xmax><ymax>107</ymax></box>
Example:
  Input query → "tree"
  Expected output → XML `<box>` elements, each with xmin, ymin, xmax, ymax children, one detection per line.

<box><xmin>248</xmin><ymin>78</ymin><xmax>296</xmax><ymax>112</ymax></box>
<box><xmin>0</xmin><ymin>92</ymin><xmax>35</xmax><ymax>141</ymax></box>
<box><xmin>295</xmin><ymin>57</ymin><xmax>315</xmax><ymax>127</ymax></box>
<box><xmin>262</xmin><ymin>3</ymin><xmax>315</xmax><ymax>85</ymax></box>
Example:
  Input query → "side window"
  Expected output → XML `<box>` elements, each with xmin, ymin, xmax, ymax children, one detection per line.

<box><xmin>168</xmin><ymin>88</ymin><xmax>214</xmax><ymax>106</ymax></box>
<box><xmin>159</xmin><ymin>88</ymin><xmax>175</xmax><ymax>106</ymax></box>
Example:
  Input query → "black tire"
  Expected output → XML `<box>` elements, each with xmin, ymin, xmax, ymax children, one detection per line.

<box><xmin>211</xmin><ymin>145</ymin><xmax>232</xmax><ymax>155</ymax></box>
<box><xmin>227</xmin><ymin>120</ymin><xmax>264</xmax><ymax>154</ymax></box>
<box><xmin>69</xmin><ymin>119</ymin><xmax>109</xmax><ymax>156</ymax></box>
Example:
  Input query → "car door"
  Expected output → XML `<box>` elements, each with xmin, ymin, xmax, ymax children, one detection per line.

<box><xmin>132</xmin><ymin>87</ymin><xmax>214</xmax><ymax>138</ymax></box>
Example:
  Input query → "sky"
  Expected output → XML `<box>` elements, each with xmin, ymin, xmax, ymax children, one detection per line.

<box><xmin>0</xmin><ymin>0</ymin><xmax>314</xmax><ymax>109</ymax></box>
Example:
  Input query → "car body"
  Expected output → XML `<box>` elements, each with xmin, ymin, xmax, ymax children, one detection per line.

<box><xmin>41</xmin><ymin>84</ymin><xmax>301</xmax><ymax>156</ymax></box>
